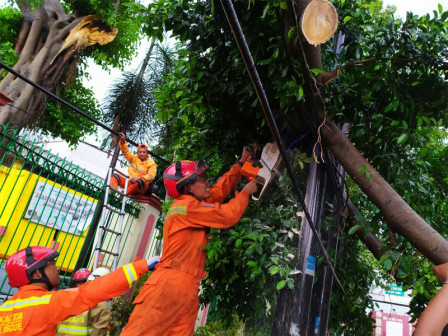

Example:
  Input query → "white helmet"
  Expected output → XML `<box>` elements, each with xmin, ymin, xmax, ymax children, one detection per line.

<box><xmin>87</xmin><ymin>267</ymin><xmax>111</xmax><ymax>281</ymax></box>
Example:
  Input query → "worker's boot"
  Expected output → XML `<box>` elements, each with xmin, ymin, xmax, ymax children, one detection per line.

<box><xmin>136</xmin><ymin>179</ymin><xmax>145</xmax><ymax>189</ymax></box>
<box><xmin>145</xmin><ymin>183</ymin><xmax>158</xmax><ymax>196</ymax></box>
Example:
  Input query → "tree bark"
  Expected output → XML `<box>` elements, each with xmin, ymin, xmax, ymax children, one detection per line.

<box><xmin>322</xmin><ymin>121</ymin><xmax>448</xmax><ymax>264</ymax></box>
<box><xmin>321</xmin><ymin>121</ymin><xmax>448</xmax><ymax>264</ymax></box>
<box><xmin>0</xmin><ymin>0</ymin><xmax>81</xmax><ymax>130</ymax></box>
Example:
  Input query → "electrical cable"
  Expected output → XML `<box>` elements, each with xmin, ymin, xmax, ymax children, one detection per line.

<box><xmin>220</xmin><ymin>0</ymin><xmax>345</xmax><ymax>293</ymax></box>
<box><xmin>0</xmin><ymin>61</ymin><xmax>170</xmax><ymax>164</ymax></box>
<box><xmin>6</xmin><ymin>103</ymin><xmax>34</xmax><ymax>117</ymax></box>
<box><xmin>285</xmin><ymin>132</ymin><xmax>309</xmax><ymax>153</ymax></box>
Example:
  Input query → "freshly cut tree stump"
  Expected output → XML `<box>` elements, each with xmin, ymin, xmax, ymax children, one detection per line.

<box><xmin>301</xmin><ymin>0</ymin><xmax>338</xmax><ymax>46</ymax></box>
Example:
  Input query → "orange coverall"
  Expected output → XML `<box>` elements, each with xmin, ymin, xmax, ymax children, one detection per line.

<box><xmin>56</xmin><ymin>301</ymin><xmax>111</xmax><ymax>336</ymax></box>
<box><xmin>111</xmin><ymin>142</ymin><xmax>157</xmax><ymax>195</ymax></box>
<box><xmin>121</xmin><ymin>164</ymin><xmax>250</xmax><ymax>336</ymax></box>
<box><xmin>0</xmin><ymin>259</ymin><xmax>148</xmax><ymax>336</ymax></box>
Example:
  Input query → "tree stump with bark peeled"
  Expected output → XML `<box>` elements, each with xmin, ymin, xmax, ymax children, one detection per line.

<box><xmin>301</xmin><ymin>0</ymin><xmax>338</xmax><ymax>46</ymax></box>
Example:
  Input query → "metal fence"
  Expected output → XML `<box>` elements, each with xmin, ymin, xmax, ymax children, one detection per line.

<box><xmin>0</xmin><ymin>123</ymin><xmax>142</xmax><ymax>298</ymax></box>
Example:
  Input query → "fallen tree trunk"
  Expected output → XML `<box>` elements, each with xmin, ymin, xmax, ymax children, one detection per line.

<box><xmin>284</xmin><ymin>0</ymin><xmax>448</xmax><ymax>265</ymax></box>
<box><xmin>321</xmin><ymin>121</ymin><xmax>448</xmax><ymax>264</ymax></box>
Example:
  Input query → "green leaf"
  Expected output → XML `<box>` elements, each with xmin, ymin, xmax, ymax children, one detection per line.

<box><xmin>397</xmin><ymin>134</ymin><xmax>408</xmax><ymax>145</ymax></box>
<box><xmin>343</xmin><ymin>16</ymin><xmax>352</xmax><ymax>23</ymax></box>
<box><xmin>438</xmin><ymin>3</ymin><xmax>443</xmax><ymax>14</ymax></box>
<box><xmin>298</xmin><ymin>86</ymin><xmax>303</xmax><ymax>98</ymax></box>
<box><xmin>176</xmin><ymin>90</ymin><xmax>183</xmax><ymax>98</ymax></box>
<box><xmin>379</xmin><ymin>255</ymin><xmax>389</xmax><ymax>264</ymax></box>
<box><xmin>384</xmin><ymin>259</ymin><xmax>393</xmax><ymax>270</ymax></box>
<box><xmin>261</xmin><ymin>3</ymin><xmax>270</xmax><ymax>19</ymax></box>
<box><xmin>276</xmin><ymin>280</ymin><xmax>286</xmax><ymax>290</ymax></box>
<box><xmin>270</xmin><ymin>266</ymin><xmax>279</xmax><ymax>275</ymax></box>
<box><xmin>279</xmin><ymin>1</ymin><xmax>287</xmax><ymax>10</ymax></box>
<box><xmin>310</xmin><ymin>68</ymin><xmax>325</xmax><ymax>76</ymax></box>
<box><xmin>235</xmin><ymin>239</ymin><xmax>242</xmax><ymax>247</ymax></box>
<box><xmin>441</xmin><ymin>11</ymin><xmax>448</xmax><ymax>21</ymax></box>
<box><xmin>270</xmin><ymin>257</ymin><xmax>279</xmax><ymax>265</ymax></box>
<box><xmin>417</xmin><ymin>117</ymin><xmax>423</xmax><ymax>126</ymax></box>
<box><xmin>348</xmin><ymin>225</ymin><xmax>361</xmax><ymax>235</ymax></box>
<box><xmin>354</xmin><ymin>215</ymin><xmax>366</xmax><ymax>222</ymax></box>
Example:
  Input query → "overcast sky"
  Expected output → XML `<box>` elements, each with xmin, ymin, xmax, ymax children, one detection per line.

<box><xmin>383</xmin><ymin>0</ymin><xmax>444</xmax><ymax>17</ymax></box>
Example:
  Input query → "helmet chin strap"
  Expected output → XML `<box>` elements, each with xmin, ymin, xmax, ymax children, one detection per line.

<box><xmin>29</xmin><ymin>266</ymin><xmax>53</xmax><ymax>290</ymax></box>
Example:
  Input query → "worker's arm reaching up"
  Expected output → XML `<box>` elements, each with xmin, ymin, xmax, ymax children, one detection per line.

<box><xmin>187</xmin><ymin>181</ymin><xmax>258</xmax><ymax>230</ymax></box>
<box><xmin>208</xmin><ymin>146</ymin><xmax>251</xmax><ymax>203</ymax></box>
<box><xmin>118</xmin><ymin>132</ymin><xmax>135</xmax><ymax>163</ymax></box>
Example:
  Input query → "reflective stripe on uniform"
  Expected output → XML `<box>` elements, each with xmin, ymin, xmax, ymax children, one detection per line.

<box><xmin>123</xmin><ymin>264</ymin><xmax>137</xmax><ymax>287</ymax></box>
<box><xmin>0</xmin><ymin>295</ymin><xmax>52</xmax><ymax>311</ymax></box>
<box><xmin>57</xmin><ymin>324</ymin><xmax>93</xmax><ymax>335</ymax></box>
<box><xmin>129</xmin><ymin>163</ymin><xmax>148</xmax><ymax>174</ymax></box>
<box><xmin>167</xmin><ymin>206</ymin><xmax>187</xmax><ymax>217</ymax></box>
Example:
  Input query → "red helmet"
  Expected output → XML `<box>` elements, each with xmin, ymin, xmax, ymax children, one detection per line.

<box><xmin>138</xmin><ymin>144</ymin><xmax>149</xmax><ymax>152</ymax></box>
<box><xmin>5</xmin><ymin>246</ymin><xmax>59</xmax><ymax>287</ymax></box>
<box><xmin>163</xmin><ymin>160</ymin><xmax>210</xmax><ymax>198</ymax></box>
<box><xmin>72</xmin><ymin>268</ymin><xmax>91</xmax><ymax>283</ymax></box>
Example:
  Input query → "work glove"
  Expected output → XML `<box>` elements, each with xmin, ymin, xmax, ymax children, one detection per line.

<box><xmin>147</xmin><ymin>256</ymin><xmax>160</xmax><ymax>271</ymax></box>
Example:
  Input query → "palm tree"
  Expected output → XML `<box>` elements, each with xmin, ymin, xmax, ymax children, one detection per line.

<box><xmin>101</xmin><ymin>39</ymin><xmax>174</xmax><ymax>152</ymax></box>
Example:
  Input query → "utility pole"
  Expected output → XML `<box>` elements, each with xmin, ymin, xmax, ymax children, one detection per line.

<box><xmin>271</xmin><ymin>159</ymin><xmax>328</xmax><ymax>335</ymax></box>
<box><xmin>307</xmin><ymin>124</ymin><xmax>349</xmax><ymax>335</ymax></box>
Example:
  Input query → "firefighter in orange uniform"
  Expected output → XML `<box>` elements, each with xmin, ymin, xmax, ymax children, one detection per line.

<box><xmin>56</xmin><ymin>268</ymin><xmax>112</xmax><ymax>336</ymax></box>
<box><xmin>0</xmin><ymin>246</ymin><xmax>160</xmax><ymax>336</ymax></box>
<box><xmin>110</xmin><ymin>132</ymin><xmax>158</xmax><ymax>196</ymax></box>
<box><xmin>56</xmin><ymin>268</ymin><xmax>94</xmax><ymax>336</ymax></box>
<box><xmin>121</xmin><ymin>147</ymin><xmax>258</xmax><ymax>336</ymax></box>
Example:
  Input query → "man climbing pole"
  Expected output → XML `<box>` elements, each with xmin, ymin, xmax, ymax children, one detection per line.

<box><xmin>0</xmin><ymin>245</ymin><xmax>160</xmax><ymax>335</ymax></box>
<box><xmin>121</xmin><ymin>146</ymin><xmax>258</xmax><ymax>336</ymax></box>
<box><xmin>110</xmin><ymin>132</ymin><xmax>158</xmax><ymax>197</ymax></box>
<box><xmin>56</xmin><ymin>268</ymin><xmax>112</xmax><ymax>336</ymax></box>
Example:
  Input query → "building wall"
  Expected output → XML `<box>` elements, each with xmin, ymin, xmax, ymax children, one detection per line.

<box><xmin>370</xmin><ymin>283</ymin><xmax>416</xmax><ymax>335</ymax></box>
<box><xmin>0</xmin><ymin>164</ymin><xmax>94</xmax><ymax>272</ymax></box>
